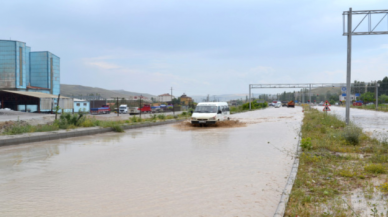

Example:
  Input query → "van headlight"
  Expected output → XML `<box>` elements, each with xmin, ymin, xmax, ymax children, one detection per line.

<box><xmin>191</xmin><ymin>117</ymin><xmax>197</xmax><ymax>120</ymax></box>
<box><xmin>208</xmin><ymin>116</ymin><xmax>216</xmax><ymax>121</ymax></box>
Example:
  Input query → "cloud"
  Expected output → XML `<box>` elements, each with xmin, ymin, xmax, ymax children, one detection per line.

<box><xmin>86</xmin><ymin>61</ymin><xmax>120</xmax><ymax>70</ymax></box>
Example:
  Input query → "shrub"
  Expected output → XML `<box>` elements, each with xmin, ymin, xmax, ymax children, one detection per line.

<box><xmin>364</xmin><ymin>164</ymin><xmax>386</xmax><ymax>174</ymax></box>
<box><xmin>111</xmin><ymin>125</ymin><xmax>124</xmax><ymax>132</ymax></box>
<box><xmin>301</xmin><ymin>137</ymin><xmax>312</xmax><ymax>150</ymax></box>
<box><xmin>157</xmin><ymin>114</ymin><xmax>166</xmax><ymax>120</ymax></box>
<box><xmin>130</xmin><ymin>115</ymin><xmax>139</xmax><ymax>123</ymax></box>
<box><xmin>342</xmin><ymin>126</ymin><xmax>362</xmax><ymax>145</ymax></box>
<box><xmin>181</xmin><ymin>111</ymin><xmax>187</xmax><ymax>116</ymax></box>
<box><xmin>380</xmin><ymin>182</ymin><xmax>388</xmax><ymax>192</ymax></box>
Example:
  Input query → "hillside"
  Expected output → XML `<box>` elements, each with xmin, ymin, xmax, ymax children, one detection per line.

<box><xmin>61</xmin><ymin>84</ymin><xmax>155</xmax><ymax>99</ymax></box>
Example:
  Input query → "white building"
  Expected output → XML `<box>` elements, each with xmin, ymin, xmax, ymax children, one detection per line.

<box><xmin>157</xmin><ymin>93</ymin><xmax>174</xmax><ymax>102</ymax></box>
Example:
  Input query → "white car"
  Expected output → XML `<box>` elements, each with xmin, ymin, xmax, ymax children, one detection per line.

<box><xmin>274</xmin><ymin>102</ymin><xmax>282</xmax><ymax>108</ymax></box>
<box><xmin>191</xmin><ymin>102</ymin><xmax>230</xmax><ymax>125</ymax></box>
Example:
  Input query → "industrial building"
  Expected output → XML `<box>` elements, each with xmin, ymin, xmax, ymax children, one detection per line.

<box><xmin>0</xmin><ymin>40</ymin><xmax>72</xmax><ymax>112</ymax></box>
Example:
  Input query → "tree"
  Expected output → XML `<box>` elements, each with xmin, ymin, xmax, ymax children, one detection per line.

<box><xmin>360</xmin><ymin>92</ymin><xmax>375</xmax><ymax>102</ymax></box>
<box><xmin>379</xmin><ymin>94</ymin><xmax>388</xmax><ymax>104</ymax></box>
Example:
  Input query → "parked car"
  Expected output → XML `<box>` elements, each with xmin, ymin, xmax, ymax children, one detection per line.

<box><xmin>366</xmin><ymin>102</ymin><xmax>374</xmax><ymax>105</ymax></box>
<box><xmin>274</xmin><ymin>102</ymin><xmax>282</xmax><ymax>108</ymax></box>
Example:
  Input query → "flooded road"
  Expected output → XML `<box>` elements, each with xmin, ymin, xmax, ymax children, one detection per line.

<box><xmin>0</xmin><ymin>107</ymin><xmax>303</xmax><ymax>217</ymax></box>
<box><xmin>322</xmin><ymin>106</ymin><xmax>388</xmax><ymax>139</ymax></box>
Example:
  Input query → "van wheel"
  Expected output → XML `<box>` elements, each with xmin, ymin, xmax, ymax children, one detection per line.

<box><xmin>227</xmin><ymin>117</ymin><xmax>230</xmax><ymax>120</ymax></box>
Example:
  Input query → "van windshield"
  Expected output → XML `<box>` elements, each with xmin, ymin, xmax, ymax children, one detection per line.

<box><xmin>194</xmin><ymin>106</ymin><xmax>217</xmax><ymax>113</ymax></box>
<box><xmin>119</xmin><ymin>106</ymin><xmax>126</xmax><ymax>109</ymax></box>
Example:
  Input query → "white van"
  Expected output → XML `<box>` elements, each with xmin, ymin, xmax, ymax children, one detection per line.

<box><xmin>119</xmin><ymin>105</ymin><xmax>128</xmax><ymax>114</ymax></box>
<box><xmin>191</xmin><ymin>102</ymin><xmax>230</xmax><ymax>124</ymax></box>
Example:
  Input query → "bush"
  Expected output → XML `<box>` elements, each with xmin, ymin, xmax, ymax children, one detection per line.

<box><xmin>130</xmin><ymin>115</ymin><xmax>139</xmax><ymax>123</ymax></box>
<box><xmin>56</xmin><ymin>113</ymin><xmax>86</xmax><ymax>129</ymax></box>
<box><xmin>364</xmin><ymin>164</ymin><xmax>386</xmax><ymax>174</ymax></box>
<box><xmin>342</xmin><ymin>126</ymin><xmax>362</xmax><ymax>145</ymax></box>
<box><xmin>157</xmin><ymin>114</ymin><xmax>166</xmax><ymax>120</ymax></box>
<box><xmin>111</xmin><ymin>125</ymin><xmax>124</xmax><ymax>133</ymax></box>
<box><xmin>301</xmin><ymin>137</ymin><xmax>312</xmax><ymax>150</ymax></box>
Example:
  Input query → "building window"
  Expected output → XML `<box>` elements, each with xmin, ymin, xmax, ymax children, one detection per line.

<box><xmin>76</xmin><ymin>103</ymin><xmax>80</xmax><ymax>106</ymax></box>
<box><xmin>83</xmin><ymin>103</ymin><xmax>87</xmax><ymax>106</ymax></box>
<box><xmin>19</xmin><ymin>47</ymin><xmax>23</xmax><ymax>86</ymax></box>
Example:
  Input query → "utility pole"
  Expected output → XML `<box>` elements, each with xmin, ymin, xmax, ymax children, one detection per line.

<box><xmin>376</xmin><ymin>81</ymin><xmax>379</xmax><ymax>110</ymax></box>
<box><xmin>171</xmin><ymin>87</ymin><xmax>175</xmax><ymax>116</ymax></box>
<box><xmin>249</xmin><ymin>85</ymin><xmax>251</xmax><ymax>110</ymax></box>
<box><xmin>139</xmin><ymin>95</ymin><xmax>142</xmax><ymax>119</ymax></box>
<box><xmin>345</xmin><ymin>7</ymin><xmax>352</xmax><ymax>125</ymax></box>
<box><xmin>55</xmin><ymin>94</ymin><xmax>60</xmax><ymax>120</ymax></box>
<box><xmin>117</xmin><ymin>97</ymin><xmax>119</xmax><ymax>116</ymax></box>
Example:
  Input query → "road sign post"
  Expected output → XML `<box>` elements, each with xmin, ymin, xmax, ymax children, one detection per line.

<box><xmin>343</xmin><ymin>8</ymin><xmax>388</xmax><ymax>124</ymax></box>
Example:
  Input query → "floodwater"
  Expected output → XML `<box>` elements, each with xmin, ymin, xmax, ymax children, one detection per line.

<box><xmin>323</xmin><ymin>106</ymin><xmax>388</xmax><ymax>139</ymax></box>
<box><xmin>0</xmin><ymin>107</ymin><xmax>303</xmax><ymax>217</ymax></box>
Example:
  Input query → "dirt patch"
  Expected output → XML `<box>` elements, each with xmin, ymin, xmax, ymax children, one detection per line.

<box><xmin>278</xmin><ymin>116</ymin><xmax>293</xmax><ymax>119</ymax></box>
<box><xmin>174</xmin><ymin>120</ymin><xmax>246</xmax><ymax>131</ymax></box>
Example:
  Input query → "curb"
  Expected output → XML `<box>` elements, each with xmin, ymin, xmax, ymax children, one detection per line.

<box><xmin>0</xmin><ymin>119</ymin><xmax>186</xmax><ymax>147</ymax></box>
<box><xmin>273</xmin><ymin>133</ymin><xmax>302</xmax><ymax>217</ymax></box>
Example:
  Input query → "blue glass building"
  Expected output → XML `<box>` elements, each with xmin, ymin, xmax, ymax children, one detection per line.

<box><xmin>0</xmin><ymin>40</ymin><xmax>60</xmax><ymax>95</ymax></box>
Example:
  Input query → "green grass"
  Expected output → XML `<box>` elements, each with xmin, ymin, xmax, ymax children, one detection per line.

<box><xmin>285</xmin><ymin>106</ymin><xmax>388</xmax><ymax>216</ymax></box>
<box><xmin>1</xmin><ymin>112</ymin><xmax>190</xmax><ymax>136</ymax></box>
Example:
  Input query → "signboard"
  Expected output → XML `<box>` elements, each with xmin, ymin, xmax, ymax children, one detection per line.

<box><xmin>341</xmin><ymin>87</ymin><xmax>347</xmax><ymax>92</ymax></box>
<box><xmin>342</xmin><ymin>93</ymin><xmax>346</xmax><ymax>96</ymax></box>
<box><xmin>355</xmin><ymin>93</ymin><xmax>360</xmax><ymax>97</ymax></box>
<box><xmin>323</xmin><ymin>106</ymin><xmax>331</xmax><ymax>111</ymax></box>
<box><xmin>323</xmin><ymin>100</ymin><xmax>331</xmax><ymax>111</ymax></box>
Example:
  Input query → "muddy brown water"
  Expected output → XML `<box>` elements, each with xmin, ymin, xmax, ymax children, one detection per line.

<box><xmin>0</xmin><ymin>107</ymin><xmax>303</xmax><ymax>216</ymax></box>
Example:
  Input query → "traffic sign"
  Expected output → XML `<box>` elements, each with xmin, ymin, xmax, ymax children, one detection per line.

<box><xmin>324</xmin><ymin>100</ymin><xmax>331</xmax><ymax>106</ymax></box>
<box><xmin>341</xmin><ymin>87</ymin><xmax>346</xmax><ymax>92</ymax></box>
<box><xmin>323</xmin><ymin>106</ymin><xmax>331</xmax><ymax>111</ymax></box>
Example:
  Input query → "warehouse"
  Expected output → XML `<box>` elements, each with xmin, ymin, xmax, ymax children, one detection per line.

<box><xmin>0</xmin><ymin>90</ymin><xmax>72</xmax><ymax>113</ymax></box>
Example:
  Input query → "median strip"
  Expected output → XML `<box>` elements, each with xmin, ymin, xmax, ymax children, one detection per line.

<box><xmin>284</xmin><ymin>107</ymin><xmax>388</xmax><ymax>216</ymax></box>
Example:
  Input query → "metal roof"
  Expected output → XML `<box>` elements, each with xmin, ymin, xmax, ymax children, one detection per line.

<box><xmin>1</xmin><ymin>90</ymin><xmax>69</xmax><ymax>99</ymax></box>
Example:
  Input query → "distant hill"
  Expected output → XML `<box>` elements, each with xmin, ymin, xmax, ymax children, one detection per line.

<box><xmin>60</xmin><ymin>84</ymin><xmax>155</xmax><ymax>99</ymax></box>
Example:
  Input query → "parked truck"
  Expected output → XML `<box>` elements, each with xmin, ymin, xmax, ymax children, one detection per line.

<box><xmin>287</xmin><ymin>101</ymin><xmax>295</xmax><ymax>108</ymax></box>
<box><xmin>119</xmin><ymin>104</ymin><xmax>128</xmax><ymax>114</ymax></box>
<box><xmin>129</xmin><ymin>107</ymin><xmax>140</xmax><ymax>115</ymax></box>
<box><xmin>91</xmin><ymin>105</ymin><xmax>111</xmax><ymax>115</ymax></box>
<box><xmin>139</xmin><ymin>104</ymin><xmax>152</xmax><ymax>113</ymax></box>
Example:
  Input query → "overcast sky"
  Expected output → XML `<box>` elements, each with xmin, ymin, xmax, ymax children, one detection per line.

<box><xmin>1</xmin><ymin>0</ymin><xmax>387</xmax><ymax>96</ymax></box>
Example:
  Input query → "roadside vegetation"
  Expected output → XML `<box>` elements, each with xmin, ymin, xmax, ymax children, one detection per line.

<box><xmin>1</xmin><ymin>112</ymin><xmax>191</xmax><ymax>135</ymax></box>
<box><xmin>350</xmin><ymin>104</ymin><xmax>388</xmax><ymax>112</ymax></box>
<box><xmin>285</xmin><ymin>106</ymin><xmax>388</xmax><ymax>216</ymax></box>
<box><xmin>230</xmin><ymin>101</ymin><xmax>268</xmax><ymax>114</ymax></box>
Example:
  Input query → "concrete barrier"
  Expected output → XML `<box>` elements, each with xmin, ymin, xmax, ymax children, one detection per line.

<box><xmin>273</xmin><ymin>133</ymin><xmax>302</xmax><ymax>217</ymax></box>
<box><xmin>0</xmin><ymin>119</ymin><xmax>186</xmax><ymax>147</ymax></box>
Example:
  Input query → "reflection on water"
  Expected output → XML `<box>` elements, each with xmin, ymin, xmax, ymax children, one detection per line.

<box><xmin>0</xmin><ymin>108</ymin><xmax>303</xmax><ymax>216</ymax></box>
